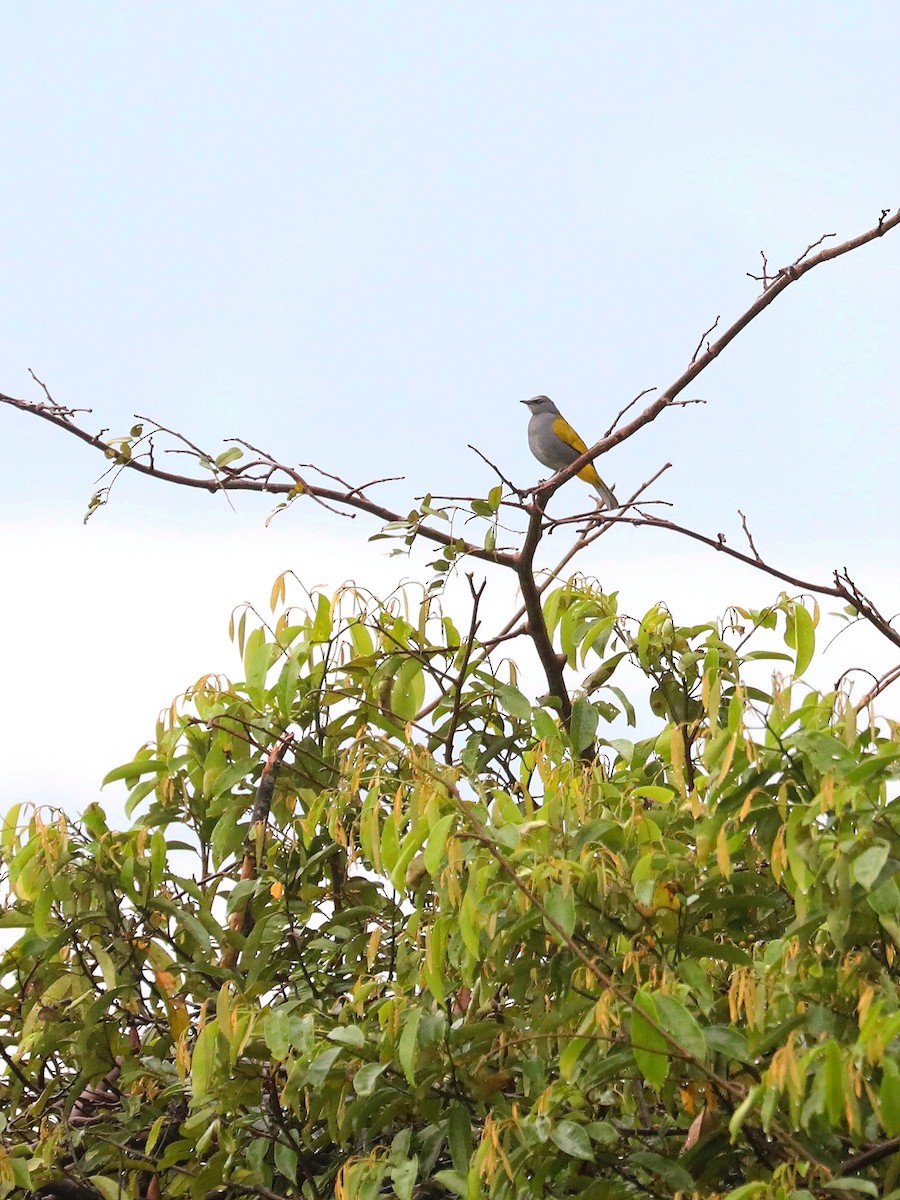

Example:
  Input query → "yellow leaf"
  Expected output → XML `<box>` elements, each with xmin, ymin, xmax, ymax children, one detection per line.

<box><xmin>716</xmin><ymin>823</ymin><xmax>732</xmax><ymax>879</ymax></box>
<box><xmin>155</xmin><ymin>969</ymin><xmax>177</xmax><ymax>994</ymax></box>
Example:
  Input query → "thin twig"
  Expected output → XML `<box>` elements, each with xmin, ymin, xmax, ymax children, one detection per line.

<box><xmin>443</xmin><ymin>575</ymin><xmax>485</xmax><ymax>764</ymax></box>
<box><xmin>690</xmin><ymin>316</ymin><xmax>720</xmax><ymax>364</ymax></box>
<box><xmin>857</xmin><ymin>663</ymin><xmax>900</xmax><ymax>709</ymax></box>
<box><xmin>738</xmin><ymin>510</ymin><xmax>761</xmax><ymax>561</ymax></box>
<box><xmin>603</xmin><ymin>388</ymin><xmax>657</xmax><ymax>438</ymax></box>
<box><xmin>467</xmin><ymin>443</ymin><xmax>520</xmax><ymax>493</ymax></box>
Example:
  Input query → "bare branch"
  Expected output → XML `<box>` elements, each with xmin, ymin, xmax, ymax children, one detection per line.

<box><xmin>834</xmin><ymin>568</ymin><xmax>900</xmax><ymax>650</ymax></box>
<box><xmin>746</xmin><ymin>250</ymin><xmax>771</xmax><ymax>287</ymax></box>
<box><xmin>546</xmin><ymin>206</ymin><xmax>900</xmax><ymax>491</ymax></box>
<box><xmin>467</xmin><ymin>443</ymin><xmax>521</xmax><ymax>494</ymax></box>
<box><xmin>690</xmin><ymin>315</ymin><xmax>720</xmax><ymax>364</ymax></box>
<box><xmin>615</xmin><ymin>511</ymin><xmax>900</xmax><ymax>652</ymax></box>
<box><xmin>857</xmin><ymin>663</ymin><xmax>900</xmax><ymax>709</ymax></box>
<box><xmin>738</xmin><ymin>510</ymin><xmax>761</xmax><ymax>561</ymax></box>
<box><xmin>792</xmin><ymin>231</ymin><xmax>837</xmax><ymax>267</ymax></box>
<box><xmin>838</xmin><ymin>1135</ymin><xmax>900</xmax><ymax>1177</ymax></box>
<box><xmin>603</xmin><ymin>387</ymin><xmax>657</xmax><ymax>438</ymax></box>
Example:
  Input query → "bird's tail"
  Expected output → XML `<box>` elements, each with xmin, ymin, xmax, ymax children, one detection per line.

<box><xmin>593</xmin><ymin>478</ymin><xmax>618</xmax><ymax>510</ymax></box>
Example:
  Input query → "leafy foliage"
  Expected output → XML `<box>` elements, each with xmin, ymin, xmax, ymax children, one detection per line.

<box><xmin>3</xmin><ymin>575</ymin><xmax>900</xmax><ymax>1200</ymax></box>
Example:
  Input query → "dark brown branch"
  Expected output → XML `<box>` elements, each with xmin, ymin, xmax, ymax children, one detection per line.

<box><xmin>0</xmin><ymin>1038</ymin><xmax>40</xmax><ymax>1094</ymax></box>
<box><xmin>623</xmin><ymin>512</ymin><xmax>844</xmax><ymax>596</ymax></box>
<box><xmin>426</xmin><ymin>461</ymin><xmax>673</xmax><ymax>714</ymax></box>
<box><xmin>857</xmin><ymin>663</ymin><xmax>900</xmax><ymax>708</ymax></box>
<box><xmin>467</xmin><ymin>443</ymin><xmax>520</xmax><ymax>494</ymax></box>
<box><xmin>515</xmin><ymin>494</ymin><xmax>572</xmax><ymax>724</ymax></box>
<box><xmin>834</xmin><ymin>569</ymin><xmax>900</xmax><ymax>651</ymax></box>
<box><xmin>838</xmin><ymin>1134</ymin><xmax>900</xmax><ymax>1176</ymax></box>
<box><xmin>33</xmin><ymin>1182</ymin><xmax>101</xmax><ymax>1200</ymax></box>
<box><xmin>220</xmin><ymin>730</ymin><xmax>294</xmax><ymax>970</ymax></box>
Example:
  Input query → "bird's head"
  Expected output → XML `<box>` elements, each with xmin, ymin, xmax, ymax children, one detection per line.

<box><xmin>521</xmin><ymin>395</ymin><xmax>559</xmax><ymax>415</ymax></box>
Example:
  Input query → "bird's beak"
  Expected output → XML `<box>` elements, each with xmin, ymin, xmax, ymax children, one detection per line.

<box><xmin>519</xmin><ymin>399</ymin><xmax>530</xmax><ymax>406</ymax></box>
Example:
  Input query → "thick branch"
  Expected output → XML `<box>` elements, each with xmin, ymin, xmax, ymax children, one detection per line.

<box><xmin>514</xmin><ymin>496</ymin><xmax>573</xmax><ymax>724</ymax></box>
<box><xmin>838</xmin><ymin>1135</ymin><xmax>900</xmax><ymax>1176</ymax></box>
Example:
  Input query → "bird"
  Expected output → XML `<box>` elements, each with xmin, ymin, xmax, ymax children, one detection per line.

<box><xmin>521</xmin><ymin>395</ymin><xmax>618</xmax><ymax>509</ymax></box>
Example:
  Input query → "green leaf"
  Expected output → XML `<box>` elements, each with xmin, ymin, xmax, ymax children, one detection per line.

<box><xmin>432</xmin><ymin>1170</ymin><xmax>466</xmax><ymax>1197</ymax></box>
<box><xmin>328</xmin><ymin>1025</ymin><xmax>366</xmax><ymax>1049</ymax></box>
<box><xmin>881</xmin><ymin>1057</ymin><xmax>900</xmax><ymax>1135</ymax></box>
<box><xmin>9</xmin><ymin>1158</ymin><xmax>32</xmax><ymax>1191</ymax></box>
<box><xmin>264</xmin><ymin>1008</ymin><xmax>292</xmax><ymax>1060</ymax></box>
<box><xmin>390</xmin><ymin>1155</ymin><xmax>419</xmax><ymax>1200</ymax></box>
<box><xmin>867</xmin><ymin>876</ymin><xmax>900</xmax><ymax>915</ymax></box>
<box><xmin>629</xmin><ymin>1151</ymin><xmax>693</xmax><ymax>1192</ymax></box>
<box><xmin>353</xmin><ymin>1061</ymin><xmax>388</xmax><ymax>1096</ymax></box>
<box><xmin>681</xmin><ymin>935</ymin><xmax>752</xmax><ymax>965</ymax></box>
<box><xmin>569</xmin><ymin>696</ymin><xmax>599</xmax><ymax>753</ymax></box>
<box><xmin>101</xmin><ymin>758</ymin><xmax>167</xmax><ymax>786</ymax></box>
<box><xmin>191</xmin><ymin>1019</ymin><xmax>219</xmax><ymax>1101</ymax></box>
<box><xmin>821</xmin><ymin>1181</ymin><xmax>878</xmax><ymax>1195</ymax></box>
<box><xmin>447</xmin><ymin>1104</ymin><xmax>472</xmax><ymax>1175</ymax></box>
<box><xmin>582</xmin><ymin>651</ymin><xmax>627</xmax><ymax>692</ymax></box>
<box><xmin>852</xmin><ymin>841</ymin><xmax>890</xmax><ymax>888</ymax></box>
<box><xmin>243</xmin><ymin>626</ymin><xmax>272</xmax><ymax>691</ymax></box>
<box><xmin>543</xmin><ymin>883</ymin><xmax>576</xmax><ymax>941</ymax></box>
<box><xmin>398</xmin><ymin>1008</ymin><xmax>421</xmax><ymax>1085</ymax></box>
<box><xmin>311</xmin><ymin>592</ymin><xmax>332</xmax><ymax>641</ymax></box>
<box><xmin>549</xmin><ymin>1119</ymin><xmax>594</xmax><ymax>1161</ymax></box>
<box><xmin>88</xmin><ymin>1177</ymin><xmax>125</xmax><ymax>1200</ymax></box>
<box><xmin>703</xmin><ymin>1025</ymin><xmax>751</xmax><ymax>1063</ymax></box>
<box><xmin>424</xmin><ymin>812</ymin><xmax>456</xmax><ymax>875</ymax></box>
<box><xmin>150</xmin><ymin>828</ymin><xmax>167</xmax><ymax>890</ymax></box>
<box><xmin>391</xmin><ymin>657</ymin><xmax>425</xmax><ymax>722</ymax></box>
<box><xmin>32</xmin><ymin>886</ymin><xmax>53</xmax><ymax>938</ymax></box>
<box><xmin>559</xmin><ymin>1035</ymin><xmax>590</xmax><ymax>1081</ymax></box>
<box><xmin>785</xmin><ymin>603</ymin><xmax>815</xmax><ymax>676</ymax></box>
<box><xmin>630</xmin><ymin>991</ymin><xmax>669</xmax><ymax>1089</ymax></box>
<box><xmin>496</xmin><ymin>683</ymin><xmax>532</xmax><ymax>720</ymax></box>
<box><xmin>305</xmin><ymin>1046</ymin><xmax>343</xmax><ymax>1087</ymax></box>
<box><xmin>822</xmin><ymin>1037</ymin><xmax>843</xmax><ymax>1125</ymax></box>
<box><xmin>270</xmin><ymin>1144</ymin><xmax>297</xmax><ymax>1188</ymax></box>
<box><xmin>652</xmin><ymin>994</ymin><xmax>706</xmax><ymax>1063</ymax></box>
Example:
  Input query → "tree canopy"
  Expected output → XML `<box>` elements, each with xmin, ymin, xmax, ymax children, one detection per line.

<box><xmin>2</xmin><ymin>210</ymin><xmax>900</xmax><ymax>1200</ymax></box>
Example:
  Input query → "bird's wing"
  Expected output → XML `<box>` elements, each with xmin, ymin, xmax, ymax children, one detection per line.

<box><xmin>551</xmin><ymin>415</ymin><xmax>588</xmax><ymax>454</ymax></box>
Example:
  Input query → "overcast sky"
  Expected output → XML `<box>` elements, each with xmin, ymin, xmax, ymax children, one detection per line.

<box><xmin>1</xmin><ymin>3</ymin><xmax>898</xmax><ymax>816</ymax></box>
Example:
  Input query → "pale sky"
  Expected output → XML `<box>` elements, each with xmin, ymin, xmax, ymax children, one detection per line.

<box><xmin>1</xmin><ymin>3</ymin><xmax>898</xmax><ymax>815</ymax></box>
